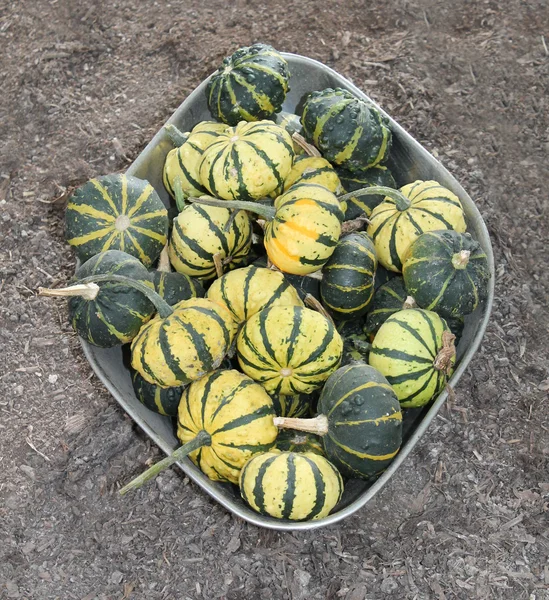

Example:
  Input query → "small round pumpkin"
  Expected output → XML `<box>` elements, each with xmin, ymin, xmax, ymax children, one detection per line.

<box><xmin>273</xmin><ymin>430</ymin><xmax>324</xmax><ymax>455</ymax></box>
<box><xmin>131</xmin><ymin>368</ymin><xmax>185</xmax><ymax>417</ymax></box>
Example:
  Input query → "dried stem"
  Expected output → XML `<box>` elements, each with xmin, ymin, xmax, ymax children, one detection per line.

<box><xmin>273</xmin><ymin>414</ymin><xmax>329</xmax><ymax>436</ymax></box>
<box><xmin>433</xmin><ymin>331</ymin><xmax>456</xmax><ymax>375</ymax></box>
<box><xmin>291</xmin><ymin>133</ymin><xmax>321</xmax><ymax>157</ymax></box>
<box><xmin>304</xmin><ymin>294</ymin><xmax>334</xmax><ymax>326</ymax></box>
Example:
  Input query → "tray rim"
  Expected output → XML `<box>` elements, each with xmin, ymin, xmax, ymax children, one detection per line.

<box><xmin>81</xmin><ymin>51</ymin><xmax>495</xmax><ymax>531</ymax></box>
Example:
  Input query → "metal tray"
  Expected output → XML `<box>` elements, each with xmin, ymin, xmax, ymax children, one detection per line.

<box><xmin>80</xmin><ymin>52</ymin><xmax>494</xmax><ymax>530</ymax></box>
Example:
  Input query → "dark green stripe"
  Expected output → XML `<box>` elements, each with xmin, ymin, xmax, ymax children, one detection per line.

<box><xmin>295</xmin><ymin>323</ymin><xmax>336</xmax><ymax>368</ymax></box>
<box><xmin>302</xmin><ymin>456</ymin><xmax>326</xmax><ymax>520</ymax></box>
<box><xmin>176</xmin><ymin>147</ymin><xmax>204</xmax><ymax>192</ymax></box>
<box><xmin>281</xmin><ymin>454</ymin><xmax>296</xmax><ymax>519</ymax></box>
<box><xmin>159</xmin><ymin>323</ymin><xmax>188</xmax><ymax>382</ymax></box>
<box><xmin>193</xmin><ymin>204</ymin><xmax>230</xmax><ymax>256</ymax></box>
<box><xmin>199</xmin><ymin>370</ymin><xmax>226</xmax><ymax>427</ymax></box>
<box><xmin>390</xmin><ymin>317</ymin><xmax>435</xmax><ymax>358</ymax></box>
<box><xmin>416</xmin><ymin>310</ymin><xmax>440</xmax><ymax>356</ymax></box>
<box><xmin>220</xmin><ymin>273</ymin><xmax>239</xmax><ymax>320</ymax></box>
<box><xmin>206</xmin><ymin>146</ymin><xmax>226</xmax><ymax>197</ymax></box>
<box><xmin>399</xmin><ymin>369</ymin><xmax>437</xmax><ymax>404</ymax></box>
<box><xmin>370</xmin><ymin>347</ymin><xmax>433</xmax><ymax>364</ymax></box>
<box><xmin>245</xmin><ymin>140</ymin><xmax>284</xmax><ymax>188</ymax></box>
<box><xmin>384</xmin><ymin>365</ymin><xmax>433</xmax><ymax>385</ymax></box>
<box><xmin>251</xmin><ymin>455</ymin><xmax>278</xmax><ymax>515</ymax></box>
<box><xmin>210</xmin><ymin>379</ymin><xmax>256</xmax><ymax>421</ymax></box>
<box><xmin>259</xmin><ymin>308</ymin><xmax>279</xmax><ymax>364</ymax></box>
<box><xmin>239</xmin><ymin>327</ymin><xmax>273</xmax><ymax>369</ymax></box>
<box><xmin>389</xmin><ymin>212</ymin><xmax>403</xmax><ymax>270</ymax></box>
<box><xmin>173</xmin><ymin>315</ymin><xmax>214</xmax><ymax>375</ymax></box>
<box><xmin>186</xmin><ymin>305</ymin><xmax>231</xmax><ymax>356</ymax></box>
<box><xmin>174</xmin><ymin>220</ymin><xmax>215</xmax><ymax>262</ymax></box>
<box><xmin>212</xmin><ymin>404</ymin><xmax>274</xmax><ymax>435</ymax></box>
<box><xmin>371</xmin><ymin>212</ymin><xmax>396</xmax><ymax>241</ymax></box>
<box><xmin>242</xmin><ymin>266</ymin><xmax>256</xmax><ymax>319</ymax></box>
<box><xmin>413</xmin><ymin>207</ymin><xmax>454</xmax><ymax>229</ymax></box>
<box><xmin>285</xmin><ymin>308</ymin><xmax>303</xmax><ymax>366</ymax></box>
<box><xmin>230</xmin><ymin>145</ymin><xmax>248</xmax><ymax>200</ymax></box>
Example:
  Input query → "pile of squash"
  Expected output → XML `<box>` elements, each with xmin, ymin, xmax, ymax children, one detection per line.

<box><xmin>40</xmin><ymin>43</ymin><xmax>491</xmax><ymax>522</ymax></box>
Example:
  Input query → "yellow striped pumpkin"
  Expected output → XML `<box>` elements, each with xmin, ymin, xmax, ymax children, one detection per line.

<box><xmin>271</xmin><ymin>155</ymin><xmax>344</xmax><ymax>200</ymax></box>
<box><xmin>131</xmin><ymin>297</ymin><xmax>238</xmax><ymax>388</ymax></box>
<box><xmin>206</xmin><ymin>265</ymin><xmax>303</xmax><ymax>326</ymax></box>
<box><xmin>199</xmin><ymin>120</ymin><xmax>294</xmax><ymax>201</ymax></box>
<box><xmin>236</xmin><ymin>305</ymin><xmax>343</xmax><ymax>395</ymax></box>
<box><xmin>369</xmin><ymin>308</ymin><xmax>456</xmax><ymax>407</ymax></box>
<box><xmin>239</xmin><ymin>451</ymin><xmax>343</xmax><ymax>520</ymax></box>
<box><xmin>168</xmin><ymin>203</ymin><xmax>252</xmax><ymax>279</ymax></box>
<box><xmin>367</xmin><ymin>180</ymin><xmax>467</xmax><ymax>272</ymax></box>
<box><xmin>66</xmin><ymin>174</ymin><xmax>168</xmax><ymax>266</ymax></box>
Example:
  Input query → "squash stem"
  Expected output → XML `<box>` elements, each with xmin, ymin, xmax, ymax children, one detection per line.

<box><xmin>273</xmin><ymin>414</ymin><xmax>329</xmax><ymax>436</ymax></box>
<box><xmin>304</xmin><ymin>294</ymin><xmax>335</xmax><ymax>326</ymax></box>
<box><xmin>402</xmin><ymin>295</ymin><xmax>417</xmax><ymax>309</ymax></box>
<box><xmin>119</xmin><ymin>429</ymin><xmax>211</xmax><ymax>496</ymax></box>
<box><xmin>452</xmin><ymin>250</ymin><xmax>471</xmax><ymax>270</ymax></box>
<box><xmin>339</xmin><ymin>186</ymin><xmax>411</xmax><ymax>211</ymax></box>
<box><xmin>189</xmin><ymin>196</ymin><xmax>276</xmax><ymax>221</ymax></box>
<box><xmin>38</xmin><ymin>283</ymin><xmax>101</xmax><ymax>301</ymax></box>
<box><xmin>173</xmin><ymin>177</ymin><xmax>187</xmax><ymax>213</ymax></box>
<box><xmin>75</xmin><ymin>274</ymin><xmax>174</xmax><ymax>319</ymax></box>
<box><xmin>164</xmin><ymin>124</ymin><xmax>189</xmax><ymax>147</ymax></box>
<box><xmin>157</xmin><ymin>244</ymin><xmax>172</xmax><ymax>273</ymax></box>
<box><xmin>291</xmin><ymin>132</ymin><xmax>321</xmax><ymax>157</ymax></box>
<box><xmin>433</xmin><ymin>331</ymin><xmax>456</xmax><ymax>376</ymax></box>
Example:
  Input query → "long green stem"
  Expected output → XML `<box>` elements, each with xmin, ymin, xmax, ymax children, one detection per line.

<box><xmin>119</xmin><ymin>430</ymin><xmax>211</xmax><ymax>496</ymax></box>
<box><xmin>164</xmin><ymin>124</ymin><xmax>189</xmax><ymax>147</ymax></box>
<box><xmin>339</xmin><ymin>185</ymin><xmax>411</xmax><ymax>211</ymax></box>
<box><xmin>189</xmin><ymin>196</ymin><xmax>276</xmax><ymax>221</ymax></box>
<box><xmin>40</xmin><ymin>274</ymin><xmax>174</xmax><ymax>319</ymax></box>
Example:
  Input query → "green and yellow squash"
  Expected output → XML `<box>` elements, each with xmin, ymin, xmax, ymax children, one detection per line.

<box><xmin>66</xmin><ymin>174</ymin><xmax>168</xmax><ymax>266</ymax></box>
<box><xmin>206</xmin><ymin>265</ymin><xmax>303</xmax><ymax>326</ymax></box>
<box><xmin>131</xmin><ymin>297</ymin><xmax>238</xmax><ymax>388</ymax></box>
<box><xmin>151</xmin><ymin>245</ymin><xmax>204</xmax><ymax>306</ymax></box>
<box><xmin>131</xmin><ymin>368</ymin><xmax>186</xmax><ymax>417</ymax></box>
<box><xmin>366</xmin><ymin>180</ymin><xmax>467</xmax><ymax>272</ymax></box>
<box><xmin>39</xmin><ymin>250</ymin><xmax>155</xmax><ymax>348</ymax></box>
<box><xmin>252</xmin><ymin>256</ymin><xmax>322</xmax><ymax>302</ymax></box>
<box><xmin>364</xmin><ymin>277</ymin><xmax>415</xmax><ymax>338</ymax></box>
<box><xmin>273</xmin><ymin>430</ymin><xmax>324</xmax><ymax>455</ymax></box>
<box><xmin>237</xmin><ymin>305</ymin><xmax>343</xmax><ymax>395</ymax></box>
<box><xmin>120</xmin><ymin>369</ymin><xmax>278</xmax><ymax>494</ymax></box>
<box><xmin>206</xmin><ymin>43</ymin><xmax>290</xmax><ymax>126</ymax></box>
<box><xmin>402</xmin><ymin>230</ymin><xmax>490</xmax><ymax>318</ymax></box>
<box><xmin>273</xmin><ymin>111</ymin><xmax>305</xmax><ymax>154</ymax></box>
<box><xmin>320</xmin><ymin>232</ymin><xmax>377</xmax><ymax>320</ymax></box>
<box><xmin>274</xmin><ymin>363</ymin><xmax>403</xmax><ymax>480</ymax></box>
<box><xmin>168</xmin><ymin>203</ymin><xmax>252</xmax><ymax>279</ymax></box>
<box><xmin>338</xmin><ymin>319</ymin><xmax>371</xmax><ymax>365</ymax></box>
<box><xmin>199</xmin><ymin>120</ymin><xmax>294</xmax><ymax>201</ymax></box>
<box><xmin>272</xmin><ymin>155</ymin><xmax>344</xmax><ymax>200</ymax></box>
<box><xmin>162</xmin><ymin>121</ymin><xmax>228</xmax><ymax>200</ymax></box>
<box><xmin>239</xmin><ymin>451</ymin><xmax>343</xmax><ymax>520</ymax></box>
<box><xmin>269</xmin><ymin>391</ymin><xmax>316</xmax><ymax>418</ymax></box>
<box><xmin>369</xmin><ymin>308</ymin><xmax>456</xmax><ymax>408</ymax></box>
<box><xmin>301</xmin><ymin>88</ymin><xmax>392</xmax><ymax>171</ymax></box>
<box><xmin>336</xmin><ymin>165</ymin><xmax>396</xmax><ymax>220</ymax></box>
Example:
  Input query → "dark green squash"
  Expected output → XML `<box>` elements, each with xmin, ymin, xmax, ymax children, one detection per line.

<box><xmin>402</xmin><ymin>230</ymin><xmax>491</xmax><ymax>319</ymax></box>
<box><xmin>320</xmin><ymin>232</ymin><xmax>377</xmax><ymax>320</ymax></box>
<box><xmin>206</xmin><ymin>43</ymin><xmax>290</xmax><ymax>126</ymax></box>
<box><xmin>301</xmin><ymin>88</ymin><xmax>392</xmax><ymax>171</ymax></box>
<box><xmin>151</xmin><ymin>270</ymin><xmax>204</xmax><ymax>306</ymax></box>
<box><xmin>273</xmin><ymin>111</ymin><xmax>306</xmax><ymax>154</ymax></box>
<box><xmin>66</xmin><ymin>174</ymin><xmax>169</xmax><ymax>267</ymax></box>
<box><xmin>364</xmin><ymin>277</ymin><xmax>415</xmax><ymax>337</ymax></box>
<box><xmin>338</xmin><ymin>319</ymin><xmax>371</xmax><ymax>365</ymax></box>
<box><xmin>131</xmin><ymin>368</ymin><xmax>186</xmax><ymax>417</ymax></box>
<box><xmin>336</xmin><ymin>165</ymin><xmax>396</xmax><ymax>220</ymax></box>
<box><xmin>274</xmin><ymin>363</ymin><xmax>403</xmax><ymax>480</ymax></box>
<box><xmin>273</xmin><ymin>430</ymin><xmax>324</xmax><ymax>455</ymax></box>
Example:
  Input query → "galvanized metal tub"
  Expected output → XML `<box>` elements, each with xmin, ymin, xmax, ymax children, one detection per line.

<box><xmin>80</xmin><ymin>52</ymin><xmax>495</xmax><ymax>530</ymax></box>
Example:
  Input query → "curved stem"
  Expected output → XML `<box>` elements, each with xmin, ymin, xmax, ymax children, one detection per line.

<box><xmin>291</xmin><ymin>132</ymin><xmax>321</xmax><ymax>157</ymax></box>
<box><xmin>164</xmin><ymin>124</ymin><xmax>189</xmax><ymax>147</ymax></box>
<box><xmin>119</xmin><ymin>430</ymin><xmax>211</xmax><ymax>496</ymax></box>
<box><xmin>304</xmin><ymin>294</ymin><xmax>334</xmax><ymax>327</ymax></box>
<box><xmin>338</xmin><ymin>185</ymin><xmax>410</xmax><ymax>211</ymax></box>
<box><xmin>188</xmin><ymin>196</ymin><xmax>276</xmax><ymax>221</ymax></box>
<box><xmin>39</xmin><ymin>283</ymin><xmax>100</xmax><ymax>301</ymax></box>
<box><xmin>273</xmin><ymin>414</ymin><xmax>329</xmax><ymax>436</ymax></box>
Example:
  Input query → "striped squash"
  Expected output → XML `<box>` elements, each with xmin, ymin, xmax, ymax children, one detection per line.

<box><xmin>367</xmin><ymin>180</ymin><xmax>467</xmax><ymax>272</ymax></box>
<box><xmin>274</xmin><ymin>363</ymin><xmax>403</xmax><ymax>480</ymax></box>
<box><xmin>364</xmin><ymin>277</ymin><xmax>414</xmax><ymax>337</ymax></box>
<box><xmin>402</xmin><ymin>230</ymin><xmax>491</xmax><ymax>318</ymax></box>
<box><xmin>239</xmin><ymin>451</ymin><xmax>343</xmax><ymax>520</ymax></box>
<box><xmin>199</xmin><ymin>120</ymin><xmax>294</xmax><ymax>201</ymax></box>
<box><xmin>131</xmin><ymin>297</ymin><xmax>238</xmax><ymax>388</ymax></box>
<box><xmin>336</xmin><ymin>165</ymin><xmax>396</xmax><ymax>220</ymax></box>
<box><xmin>163</xmin><ymin>121</ymin><xmax>228</xmax><ymax>200</ymax></box>
<box><xmin>269</xmin><ymin>391</ymin><xmax>316</xmax><ymax>418</ymax></box>
<box><xmin>369</xmin><ymin>308</ymin><xmax>456</xmax><ymax>408</ymax></box>
<box><xmin>40</xmin><ymin>250</ymin><xmax>155</xmax><ymax>348</ymax></box>
<box><xmin>131</xmin><ymin>368</ymin><xmax>186</xmax><ymax>417</ymax></box>
<box><xmin>320</xmin><ymin>232</ymin><xmax>377</xmax><ymax>320</ymax></box>
<box><xmin>206</xmin><ymin>43</ymin><xmax>290</xmax><ymax>125</ymax></box>
<box><xmin>66</xmin><ymin>174</ymin><xmax>168</xmax><ymax>266</ymax></box>
<box><xmin>252</xmin><ymin>256</ymin><xmax>322</xmax><ymax>302</ymax></box>
<box><xmin>274</xmin><ymin>431</ymin><xmax>324</xmax><ymax>455</ymax></box>
<box><xmin>237</xmin><ymin>305</ymin><xmax>343</xmax><ymax>395</ymax></box>
<box><xmin>273</xmin><ymin>111</ymin><xmax>306</xmax><ymax>154</ymax></box>
<box><xmin>301</xmin><ymin>88</ymin><xmax>392</xmax><ymax>171</ymax></box>
<box><xmin>120</xmin><ymin>370</ymin><xmax>278</xmax><ymax>494</ymax></box>
<box><xmin>272</xmin><ymin>155</ymin><xmax>344</xmax><ymax>200</ymax></box>
<box><xmin>151</xmin><ymin>270</ymin><xmax>204</xmax><ymax>306</ymax></box>
<box><xmin>206</xmin><ymin>265</ymin><xmax>303</xmax><ymax>326</ymax></box>
<box><xmin>338</xmin><ymin>319</ymin><xmax>371</xmax><ymax>366</ymax></box>
<box><xmin>374</xmin><ymin>264</ymin><xmax>398</xmax><ymax>290</ymax></box>
<box><xmin>168</xmin><ymin>203</ymin><xmax>252</xmax><ymax>279</ymax></box>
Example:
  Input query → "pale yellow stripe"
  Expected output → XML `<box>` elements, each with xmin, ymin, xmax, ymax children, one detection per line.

<box><xmin>327</xmin><ymin>381</ymin><xmax>394</xmax><ymax>416</ymax></box>
<box><xmin>129</xmin><ymin>225</ymin><xmax>167</xmax><ymax>243</ymax></box>
<box><xmin>334</xmin><ymin>125</ymin><xmax>363</xmax><ymax>164</ymax></box>
<box><xmin>68</xmin><ymin>226</ymin><xmax>114</xmax><ymax>247</ymax></box>
<box><xmin>121</xmin><ymin>175</ymin><xmax>128</xmax><ymax>214</ymax></box>
<box><xmin>102</xmin><ymin>230</ymin><xmax>120</xmax><ymax>252</ymax></box>
<box><xmin>129</xmin><ymin>210</ymin><xmax>167</xmax><ymax>223</ymax></box>
<box><xmin>335</xmin><ymin>439</ymin><xmax>400</xmax><ymax>461</ymax></box>
<box><xmin>335</xmin><ymin>411</ymin><xmax>402</xmax><ymax>427</ymax></box>
<box><xmin>67</xmin><ymin>202</ymin><xmax>115</xmax><ymax>222</ymax></box>
<box><xmin>127</xmin><ymin>184</ymin><xmax>154</xmax><ymax>218</ymax></box>
<box><xmin>90</xmin><ymin>179</ymin><xmax>119</xmax><ymax>214</ymax></box>
<box><xmin>125</xmin><ymin>231</ymin><xmax>150</xmax><ymax>264</ymax></box>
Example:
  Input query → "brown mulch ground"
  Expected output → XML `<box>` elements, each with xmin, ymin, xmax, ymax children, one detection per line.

<box><xmin>1</xmin><ymin>1</ymin><xmax>548</xmax><ymax>599</ymax></box>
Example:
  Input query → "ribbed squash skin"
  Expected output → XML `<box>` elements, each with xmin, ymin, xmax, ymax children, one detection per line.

<box><xmin>369</xmin><ymin>308</ymin><xmax>455</xmax><ymax>408</ymax></box>
<box><xmin>273</xmin><ymin>111</ymin><xmax>305</xmax><ymax>154</ymax></box>
<box><xmin>151</xmin><ymin>271</ymin><xmax>204</xmax><ymax>306</ymax></box>
<box><xmin>66</xmin><ymin>174</ymin><xmax>168</xmax><ymax>266</ymax></box>
<box><xmin>206</xmin><ymin>43</ymin><xmax>290</xmax><ymax>126</ymax></box>
<box><xmin>239</xmin><ymin>451</ymin><xmax>343</xmax><ymax>520</ymax></box>
<box><xmin>320</xmin><ymin>232</ymin><xmax>377</xmax><ymax>320</ymax></box>
<box><xmin>364</xmin><ymin>277</ymin><xmax>409</xmax><ymax>337</ymax></box>
<box><xmin>131</xmin><ymin>368</ymin><xmax>185</xmax><ymax>417</ymax></box>
<box><xmin>131</xmin><ymin>298</ymin><xmax>238</xmax><ymax>387</ymax></box>
<box><xmin>272</xmin><ymin>155</ymin><xmax>343</xmax><ymax>199</ymax></box>
<box><xmin>301</xmin><ymin>88</ymin><xmax>392</xmax><ymax>171</ymax></box>
<box><xmin>402</xmin><ymin>230</ymin><xmax>490</xmax><ymax>318</ymax></box>
<box><xmin>367</xmin><ymin>180</ymin><xmax>467</xmax><ymax>272</ymax></box>
<box><xmin>264</xmin><ymin>183</ymin><xmax>343</xmax><ymax>275</ymax></box>
<box><xmin>237</xmin><ymin>305</ymin><xmax>343</xmax><ymax>395</ymax></box>
<box><xmin>69</xmin><ymin>250</ymin><xmax>155</xmax><ymax>348</ymax></box>
<box><xmin>178</xmin><ymin>370</ymin><xmax>278</xmax><ymax>484</ymax></box>
<box><xmin>206</xmin><ymin>265</ymin><xmax>303</xmax><ymax>326</ymax></box>
<box><xmin>252</xmin><ymin>256</ymin><xmax>321</xmax><ymax>302</ymax></box>
<box><xmin>338</xmin><ymin>319</ymin><xmax>371</xmax><ymax>366</ymax></box>
<box><xmin>274</xmin><ymin>431</ymin><xmax>324</xmax><ymax>455</ymax></box>
<box><xmin>168</xmin><ymin>204</ymin><xmax>252</xmax><ymax>279</ymax></box>
<box><xmin>269</xmin><ymin>391</ymin><xmax>315</xmax><ymax>418</ymax></box>
<box><xmin>336</xmin><ymin>165</ymin><xmax>396</xmax><ymax>220</ymax></box>
<box><xmin>199</xmin><ymin>120</ymin><xmax>294</xmax><ymax>201</ymax></box>
<box><xmin>318</xmin><ymin>363</ymin><xmax>402</xmax><ymax>479</ymax></box>
<box><xmin>163</xmin><ymin>122</ymin><xmax>228</xmax><ymax>199</ymax></box>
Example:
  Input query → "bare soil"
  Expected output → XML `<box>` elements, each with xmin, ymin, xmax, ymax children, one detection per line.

<box><xmin>1</xmin><ymin>1</ymin><xmax>548</xmax><ymax>599</ymax></box>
